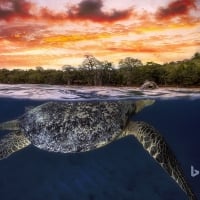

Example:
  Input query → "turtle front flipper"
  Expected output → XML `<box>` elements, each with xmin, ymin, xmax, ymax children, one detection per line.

<box><xmin>123</xmin><ymin>121</ymin><xmax>197</xmax><ymax>200</ymax></box>
<box><xmin>0</xmin><ymin>132</ymin><xmax>31</xmax><ymax>160</ymax></box>
<box><xmin>0</xmin><ymin>119</ymin><xmax>20</xmax><ymax>131</ymax></box>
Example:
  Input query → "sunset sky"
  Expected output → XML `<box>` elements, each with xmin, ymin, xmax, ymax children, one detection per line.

<box><xmin>0</xmin><ymin>0</ymin><xmax>200</xmax><ymax>69</ymax></box>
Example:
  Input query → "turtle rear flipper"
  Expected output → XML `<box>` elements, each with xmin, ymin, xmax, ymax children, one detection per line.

<box><xmin>0</xmin><ymin>132</ymin><xmax>31</xmax><ymax>160</ymax></box>
<box><xmin>124</xmin><ymin>121</ymin><xmax>197</xmax><ymax>200</ymax></box>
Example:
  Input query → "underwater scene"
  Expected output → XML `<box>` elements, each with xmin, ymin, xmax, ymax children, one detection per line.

<box><xmin>0</xmin><ymin>84</ymin><xmax>199</xmax><ymax>200</ymax></box>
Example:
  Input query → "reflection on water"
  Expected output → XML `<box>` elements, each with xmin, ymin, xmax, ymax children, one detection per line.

<box><xmin>0</xmin><ymin>85</ymin><xmax>200</xmax><ymax>200</ymax></box>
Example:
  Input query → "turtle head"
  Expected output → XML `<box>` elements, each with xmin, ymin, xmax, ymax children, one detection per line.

<box><xmin>134</xmin><ymin>99</ymin><xmax>155</xmax><ymax>113</ymax></box>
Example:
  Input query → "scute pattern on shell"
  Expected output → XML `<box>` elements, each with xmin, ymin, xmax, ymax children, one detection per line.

<box><xmin>19</xmin><ymin>101</ymin><xmax>135</xmax><ymax>153</ymax></box>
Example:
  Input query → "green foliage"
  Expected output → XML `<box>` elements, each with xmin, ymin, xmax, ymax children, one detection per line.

<box><xmin>118</xmin><ymin>57</ymin><xmax>143</xmax><ymax>85</ymax></box>
<box><xmin>0</xmin><ymin>52</ymin><xmax>200</xmax><ymax>87</ymax></box>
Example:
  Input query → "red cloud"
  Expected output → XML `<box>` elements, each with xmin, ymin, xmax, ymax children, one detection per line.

<box><xmin>0</xmin><ymin>24</ymin><xmax>46</xmax><ymax>42</ymax></box>
<box><xmin>39</xmin><ymin>7</ymin><xmax>67</xmax><ymax>21</ymax></box>
<box><xmin>0</xmin><ymin>0</ymin><xmax>34</xmax><ymax>21</ymax></box>
<box><xmin>156</xmin><ymin>0</ymin><xmax>196</xmax><ymax>20</ymax></box>
<box><xmin>67</xmin><ymin>0</ymin><xmax>132</xmax><ymax>23</ymax></box>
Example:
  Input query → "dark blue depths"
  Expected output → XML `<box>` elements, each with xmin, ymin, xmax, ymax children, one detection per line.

<box><xmin>0</xmin><ymin>98</ymin><xmax>199</xmax><ymax>200</ymax></box>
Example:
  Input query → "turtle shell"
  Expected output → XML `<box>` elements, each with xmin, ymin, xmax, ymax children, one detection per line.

<box><xmin>19</xmin><ymin>101</ymin><xmax>135</xmax><ymax>153</ymax></box>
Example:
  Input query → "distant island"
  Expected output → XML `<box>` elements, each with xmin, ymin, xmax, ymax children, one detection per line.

<box><xmin>0</xmin><ymin>52</ymin><xmax>200</xmax><ymax>87</ymax></box>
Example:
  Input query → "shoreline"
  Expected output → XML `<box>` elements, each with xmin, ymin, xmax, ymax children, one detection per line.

<box><xmin>0</xmin><ymin>83</ymin><xmax>200</xmax><ymax>90</ymax></box>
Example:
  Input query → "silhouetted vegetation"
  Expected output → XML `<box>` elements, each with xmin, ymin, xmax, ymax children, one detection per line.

<box><xmin>0</xmin><ymin>53</ymin><xmax>200</xmax><ymax>87</ymax></box>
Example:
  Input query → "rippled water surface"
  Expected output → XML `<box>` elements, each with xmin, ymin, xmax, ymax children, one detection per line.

<box><xmin>0</xmin><ymin>84</ymin><xmax>199</xmax><ymax>200</ymax></box>
<box><xmin>0</xmin><ymin>84</ymin><xmax>200</xmax><ymax>100</ymax></box>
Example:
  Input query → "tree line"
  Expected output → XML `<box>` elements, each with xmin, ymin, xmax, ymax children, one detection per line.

<box><xmin>0</xmin><ymin>52</ymin><xmax>200</xmax><ymax>87</ymax></box>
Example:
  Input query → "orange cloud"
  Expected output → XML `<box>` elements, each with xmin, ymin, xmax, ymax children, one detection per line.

<box><xmin>43</xmin><ymin>32</ymin><xmax>112</xmax><ymax>46</ymax></box>
<box><xmin>99</xmin><ymin>32</ymin><xmax>200</xmax><ymax>55</ymax></box>
<box><xmin>0</xmin><ymin>24</ymin><xmax>46</xmax><ymax>41</ymax></box>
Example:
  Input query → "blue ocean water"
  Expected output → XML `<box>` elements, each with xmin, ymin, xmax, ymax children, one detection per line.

<box><xmin>0</xmin><ymin>86</ymin><xmax>200</xmax><ymax>200</ymax></box>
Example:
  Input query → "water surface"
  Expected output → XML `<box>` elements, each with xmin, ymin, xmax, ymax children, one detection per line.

<box><xmin>0</xmin><ymin>84</ymin><xmax>199</xmax><ymax>200</ymax></box>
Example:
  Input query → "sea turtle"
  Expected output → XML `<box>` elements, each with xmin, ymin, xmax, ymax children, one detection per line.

<box><xmin>0</xmin><ymin>99</ymin><xmax>197</xmax><ymax>200</ymax></box>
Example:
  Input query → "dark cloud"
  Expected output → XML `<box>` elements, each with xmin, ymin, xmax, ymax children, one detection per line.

<box><xmin>156</xmin><ymin>0</ymin><xmax>196</xmax><ymax>20</ymax></box>
<box><xmin>67</xmin><ymin>0</ymin><xmax>132</xmax><ymax>23</ymax></box>
<box><xmin>0</xmin><ymin>0</ymin><xmax>132</xmax><ymax>23</ymax></box>
<box><xmin>0</xmin><ymin>0</ymin><xmax>34</xmax><ymax>21</ymax></box>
